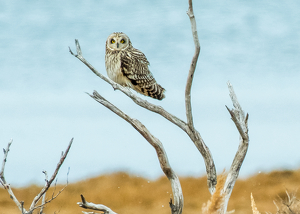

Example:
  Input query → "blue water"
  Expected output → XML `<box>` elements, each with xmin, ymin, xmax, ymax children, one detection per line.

<box><xmin>0</xmin><ymin>0</ymin><xmax>299</xmax><ymax>186</ymax></box>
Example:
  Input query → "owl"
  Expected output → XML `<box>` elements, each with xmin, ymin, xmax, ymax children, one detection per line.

<box><xmin>105</xmin><ymin>32</ymin><xmax>165</xmax><ymax>100</ymax></box>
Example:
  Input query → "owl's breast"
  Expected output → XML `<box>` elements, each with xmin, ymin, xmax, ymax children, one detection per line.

<box><xmin>105</xmin><ymin>53</ymin><xmax>131</xmax><ymax>87</ymax></box>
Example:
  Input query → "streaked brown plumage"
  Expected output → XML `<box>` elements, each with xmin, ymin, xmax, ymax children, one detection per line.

<box><xmin>105</xmin><ymin>32</ymin><xmax>165</xmax><ymax>100</ymax></box>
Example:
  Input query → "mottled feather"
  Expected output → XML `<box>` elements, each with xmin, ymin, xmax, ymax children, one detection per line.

<box><xmin>105</xmin><ymin>32</ymin><xmax>165</xmax><ymax>100</ymax></box>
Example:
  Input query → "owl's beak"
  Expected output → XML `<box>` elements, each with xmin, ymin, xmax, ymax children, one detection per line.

<box><xmin>117</xmin><ymin>43</ymin><xmax>119</xmax><ymax>48</ymax></box>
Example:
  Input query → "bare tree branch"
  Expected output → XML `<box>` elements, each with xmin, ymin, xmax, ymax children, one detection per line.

<box><xmin>68</xmin><ymin>0</ymin><xmax>218</xmax><ymax>195</ymax></box>
<box><xmin>39</xmin><ymin>171</ymin><xmax>48</xmax><ymax>214</ymax></box>
<box><xmin>185</xmin><ymin>0</ymin><xmax>200</xmax><ymax>130</ymax></box>
<box><xmin>69</xmin><ymin>0</ymin><xmax>249</xmax><ymax>213</ymax></box>
<box><xmin>0</xmin><ymin>140</ymin><xmax>26</xmax><ymax>213</ymax></box>
<box><xmin>86</xmin><ymin>91</ymin><xmax>184</xmax><ymax>214</ymax></box>
<box><xmin>29</xmin><ymin>138</ymin><xmax>73</xmax><ymax>211</ymax></box>
<box><xmin>78</xmin><ymin>194</ymin><xmax>118</xmax><ymax>214</ymax></box>
<box><xmin>184</xmin><ymin>0</ymin><xmax>217</xmax><ymax>194</ymax></box>
<box><xmin>33</xmin><ymin>182</ymin><xmax>69</xmax><ymax>212</ymax></box>
<box><xmin>0</xmin><ymin>138</ymin><xmax>73</xmax><ymax>214</ymax></box>
<box><xmin>36</xmin><ymin>168</ymin><xmax>69</xmax><ymax>213</ymax></box>
<box><xmin>70</xmin><ymin>36</ymin><xmax>217</xmax><ymax>195</ymax></box>
<box><xmin>82</xmin><ymin>212</ymin><xmax>98</xmax><ymax>214</ymax></box>
<box><xmin>0</xmin><ymin>139</ymin><xmax>12</xmax><ymax>184</ymax></box>
<box><xmin>220</xmin><ymin>82</ymin><xmax>250</xmax><ymax>213</ymax></box>
<box><xmin>21</xmin><ymin>201</ymin><xmax>25</xmax><ymax>214</ymax></box>
<box><xmin>69</xmin><ymin>43</ymin><xmax>187</xmax><ymax>132</ymax></box>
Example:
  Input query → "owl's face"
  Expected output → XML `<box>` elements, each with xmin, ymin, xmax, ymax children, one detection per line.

<box><xmin>106</xmin><ymin>32</ymin><xmax>130</xmax><ymax>51</ymax></box>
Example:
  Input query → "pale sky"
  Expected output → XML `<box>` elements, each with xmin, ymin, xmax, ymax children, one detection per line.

<box><xmin>1</xmin><ymin>0</ymin><xmax>300</xmax><ymax>186</ymax></box>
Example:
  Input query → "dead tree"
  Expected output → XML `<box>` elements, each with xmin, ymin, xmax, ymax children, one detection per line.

<box><xmin>69</xmin><ymin>0</ymin><xmax>249</xmax><ymax>213</ymax></box>
<box><xmin>0</xmin><ymin>138</ymin><xmax>73</xmax><ymax>214</ymax></box>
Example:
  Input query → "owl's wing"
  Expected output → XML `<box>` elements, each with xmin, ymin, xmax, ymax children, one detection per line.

<box><xmin>120</xmin><ymin>48</ymin><xmax>165</xmax><ymax>100</ymax></box>
<box><xmin>120</xmin><ymin>48</ymin><xmax>156</xmax><ymax>87</ymax></box>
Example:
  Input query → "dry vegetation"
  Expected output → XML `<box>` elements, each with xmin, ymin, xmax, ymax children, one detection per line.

<box><xmin>201</xmin><ymin>173</ymin><xmax>227</xmax><ymax>214</ymax></box>
<box><xmin>1</xmin><ymin>169</ymin><xmax>300</xmax><ymax>214</ymax></box>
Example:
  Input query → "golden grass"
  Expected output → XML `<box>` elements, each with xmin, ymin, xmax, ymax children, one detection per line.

<box><xmin>201</xmin><ymin>173</ymin><xmax>226</xmax><ymax>214</ymax></box>
<box><xmin>1</xmin><ymin>169</ymin><xmax>300</xmax><ymax>214</ymax></box>
<box><xmin>251</xmin><ymin>193</ymin><xmax>261</xmax><ymax>214</ymax></box>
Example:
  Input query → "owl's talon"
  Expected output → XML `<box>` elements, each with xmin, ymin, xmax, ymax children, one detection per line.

<box><xmin>112</xmin><ymin>84</ymin><xmax>118</xmax><ymax>91</ymax></box>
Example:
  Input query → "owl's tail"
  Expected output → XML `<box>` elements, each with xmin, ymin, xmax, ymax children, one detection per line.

<box><xmin>137</xmin><ymin>83</ymin><xmax>166</xmax><ymax>100</ymax></box>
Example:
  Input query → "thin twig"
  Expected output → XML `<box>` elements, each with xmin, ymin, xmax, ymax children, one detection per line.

<box><xmin>30</xmin><ymin>163</ymin><xmax>70</xmax><ymax>213</ymax></box>
<box><xmin>0</xmin><ymin>140</ymin><xmax>25</xmax><ymax>213</ymax></box>
<box><xmin>29</xmin><ymin>138</ymin><xmax>73</xmax><ymax>211</ymax></box>
<box><xmin>39</xmin><ymin>171</ymin><xmax>48</xmax><ymax>214</ymax></box>
<box><xmin>33</xmin><ymin>183</ymin><xmax>69</xmax><ymax>212</ymax></box>
<box><xmin>0</xmin><ymin>139</ymin><xmax>12</xmax><ymax>184</ymax></box>
<box><xmin>21</xmin><ymin>201</ymin><xmax>24</xmax><ymax>214</ymax></box>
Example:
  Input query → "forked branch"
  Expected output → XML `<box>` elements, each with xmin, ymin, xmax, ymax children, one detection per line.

<box><xmin>69</xmin><ymin>0</ymin><xmax>217</xmax><ymax>192</ymax></box>
<box><xmin>0</xmin><ymin>139</ymin><xmax>12</xmax><ymax>185</ymax></box>
<box><xmin>84</xmin><ymin>91</ymin><xmax>184</xmax><ymax>214</ymax></box>
<box><xmin>0</xmin><ymin>138</ymin><xmax>73</xmax><ymax>214</ymax></box>
<box><xmin>0</xmin><ymin>139</ymin><xmax>24</xmax><ymax>212</ymax></box>
<box><xmin>69</xmin><ymin>0</ymin><xmax>249</xmax><ymax>213</ymax></box>
<box><xmin>68</xmin><ymin>1</ymin><xmax>216</xmax><ymax>193</ymax></box>
<box><xmin>69</xmin><ymin>41</ymin><xmax>187</xmax><ymax>132</ymax></box>
<box><xmin>219</xmin><ymin>82</ymin><xmax>249</xmax><ymax>213</ymax></box>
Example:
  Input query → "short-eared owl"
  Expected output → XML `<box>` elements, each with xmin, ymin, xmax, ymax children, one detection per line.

<box><xmin>105</xmin><ymin>32</ymin><xmax>165</xmax><ymax>100</ymax></box>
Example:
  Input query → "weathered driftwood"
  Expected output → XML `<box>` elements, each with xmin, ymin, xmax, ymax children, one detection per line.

<box><xmin>185</xmin><ymin>0</ymin><xmax>217</xmax><ymax>195</ymax></box>
<box><xmin>70</xmin><ymin>0</ymin><xmax>216</xmax><ymax>199</ymax></box>
<box><xmin>220</xmin><ymin>82</ymin><xmax>249</xmax><ymax>213</ymax></box>
<box><xmin>0</xmin><ymin>138</ymin><xmax>73</xmax><ymax>214</ymax></box>
<box><xmin>78</xmin><ymin>194</ymin><xmax>118</xmax><ymax>214</ymax></box>
<box><xmin>70</xmin><ymin>0</ymin><xmax>249</xmax><ymax>213</ymax></box>
<box><xmin>87</xmin><ymin>90</ymin><xmax>184</xmax><ymax>214</ymax></box>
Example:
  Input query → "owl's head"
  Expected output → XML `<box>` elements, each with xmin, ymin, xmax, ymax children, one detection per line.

<box><xmin>106</xmin><ymin>32</ymin><xmax>131</xmax><ymax>51</ymax></box>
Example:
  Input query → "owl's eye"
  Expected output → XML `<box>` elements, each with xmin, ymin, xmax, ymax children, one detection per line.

<box><xmin>120</xmin><ymin>39</ymin><xmax>125</xmax><ymax>44</ymax></box>
<box><xmin>111</xmin><ymin>39</ymin><xmax>115</xmax><ymax>44</ymax></box>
